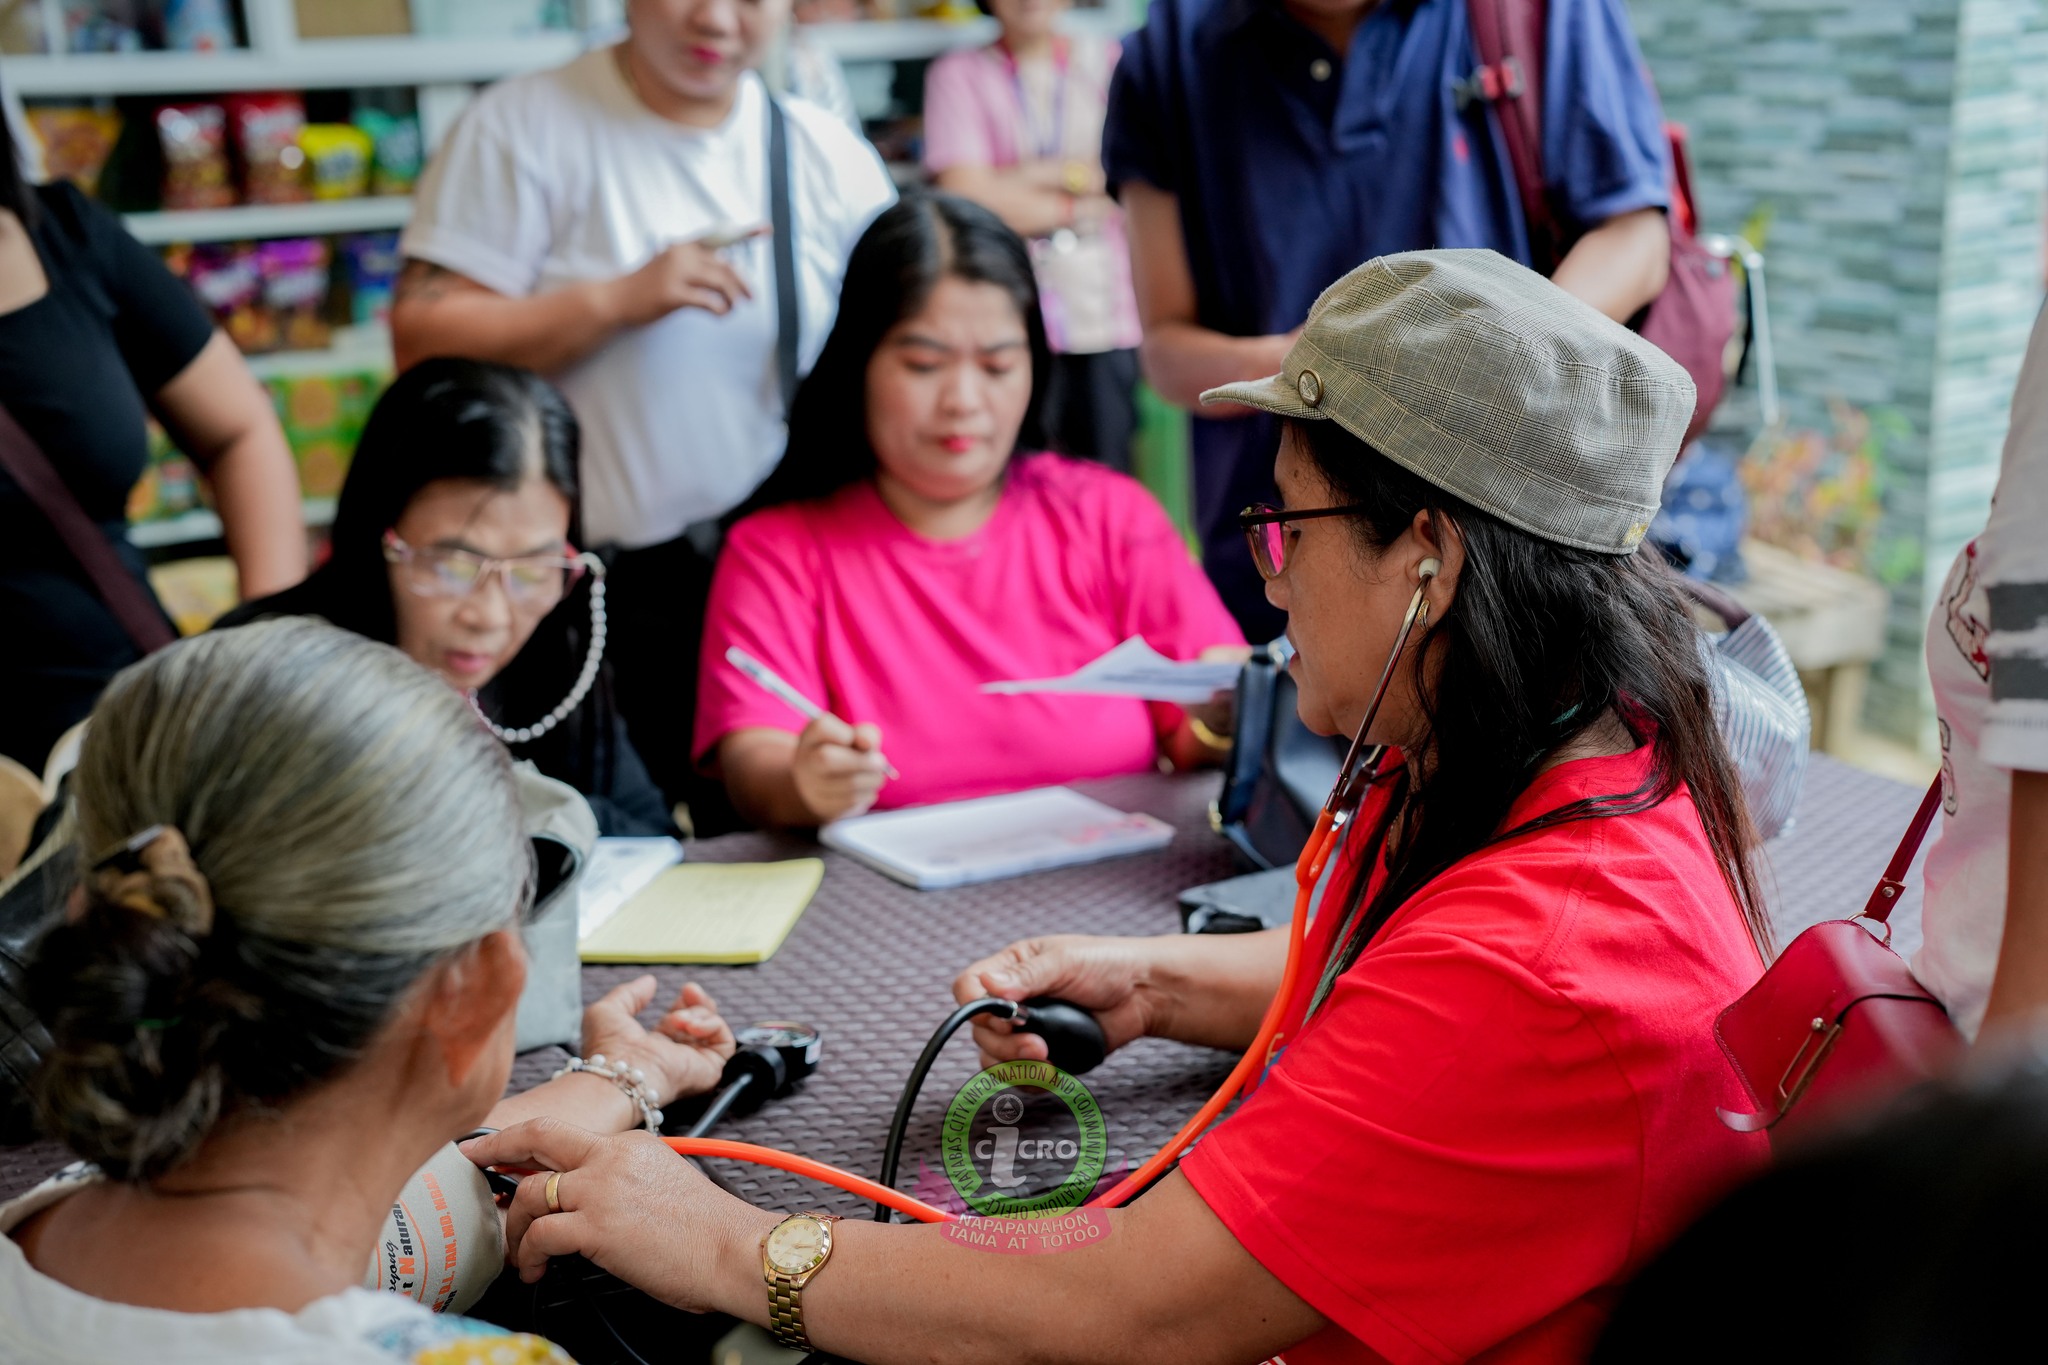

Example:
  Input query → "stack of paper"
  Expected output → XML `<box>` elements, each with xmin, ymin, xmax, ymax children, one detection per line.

<box><xmin>578</xmin><ymin>860</ymin><xmax>825</xmax><ymax>964</ymax></box>
<box><xmin>821</xmin><ymin>786</ymin><xmax>1174</xmax><ymax>890</ymax></box>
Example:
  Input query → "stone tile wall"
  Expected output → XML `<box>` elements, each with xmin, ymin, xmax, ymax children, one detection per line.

<box><xmin>1626</xmin><ymin>0</ymin><xmax>2048</xmax><ymax>742</ymax></box>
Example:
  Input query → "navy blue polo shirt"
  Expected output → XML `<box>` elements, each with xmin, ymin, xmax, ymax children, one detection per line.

<box><xmin>1105</xmin><ymin>0</ymin><xmax>1669</xmax><ymax>636</ymax></box>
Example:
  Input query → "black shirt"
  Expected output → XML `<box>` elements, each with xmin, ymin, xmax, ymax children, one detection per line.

<box><xmin>0</xmin><ymin>181</ymin><xmax>214</xmax><ymax>770</ymax></box>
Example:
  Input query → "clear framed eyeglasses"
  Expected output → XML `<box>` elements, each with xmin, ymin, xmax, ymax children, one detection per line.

<box><xmin>381</xmin><ymin>529</ymin><xmax>597</xmax><ymax>613</ymax></box>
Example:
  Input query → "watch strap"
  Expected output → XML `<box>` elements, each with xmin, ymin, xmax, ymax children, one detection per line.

<box><xmin>763</xmin><ymin>1212</ymin><xmax>841</xmax><ymax>1351</ymax></box>
<box><xmin>766</xmin><ymin>1267</ymin><xmax>812</xmax><ymax>1350</ymax></box>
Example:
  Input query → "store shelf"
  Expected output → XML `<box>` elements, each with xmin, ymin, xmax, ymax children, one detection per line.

<box><xmin>124</xmin><ymin>196</ymin><xmax>413</xmax><ymax>245</ymax></box>
<box><xmin>244</xmin><ymin>323</ymin><xmax>393</xmax><ymax>379</ymax></box>
<box><xmin>805</xmin><ymin>9</ymin><xmax>1135</xmax><ymax>62</ymax></box>
<box><xmin>132</xmin><ymin>496</ymin><xmax>336</xmax><ymax>550</ymax></box>
<box><xmin>2</xmin><ymin>32</ymin><xmax>585</xmax><ymax>97</ymax></box>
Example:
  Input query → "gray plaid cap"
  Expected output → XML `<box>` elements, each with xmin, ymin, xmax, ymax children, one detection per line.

<box><xmin>1202</xmin><ymin>249</ymin><xmax>1695</xmax><ymax>555</ymax></box>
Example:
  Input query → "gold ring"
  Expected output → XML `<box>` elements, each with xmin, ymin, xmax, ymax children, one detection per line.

<box><xmin>544</xmin><ymin>1170</ymin><xmax>563</xmax><ymax>1214</ymax></box>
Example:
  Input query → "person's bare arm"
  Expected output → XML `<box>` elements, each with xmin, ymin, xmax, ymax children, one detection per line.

<box><xmin>718</xmin><ymin>718</ymin><xmax>890</xmax><ymax>829</ymax></box>
<box><xmin>754</xmin><ymin>1172</ymin><xmax>1323</xmax><ymax>1365</ymax></box>
<box><xmin>390</xmin><ymin>237</ymin><xmax>759</xmax><ymax>375</ymax></box>
<box><xmin>392</xmin><ymin>261</ymin><xmax>622</xmax><ymax>374</ymax></box>
<box><xmin>469</xmin><ymin>1119</ymin><xmax>1329</xmax><ymax>1365</ymax></box>
<box><xmin>151</xmin><ymin>329</ymin><xmax>305</xmax><ymax>599</ymax></box>
<box><xmin>485</xmin><ymin>977</ymin><xmax>735</xmax><ymax>1134</ymax></box>
<box><xmin>1982</xmin><ymin>769</ymin><xmax>2048</xmax><ymax>1028</ymax></box>
<box><xmin>1548</xmin><ymin>206</ymin><xmax>1671</xmax><ymax>324</ymax></box>
<box><xmin>1123</xmin><ymin>181</ymin><xmax>1296</xmax><ymax>415</ymax></box>
<box><xmin>935</xmin><ymin>163</ymin><xmax>1111</xmax><ymax>241</ymax></box>
<box><xmin>953</xmin><ymin>927</ymin><xmax>1289</xmax><ymax>1060</ymax></box>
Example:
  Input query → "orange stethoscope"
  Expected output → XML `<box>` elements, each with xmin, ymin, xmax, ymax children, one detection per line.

<box><xmin>665</xmin><ymin>562</ymin><xmax>1442</xmax><ymax>1222</ymax></box>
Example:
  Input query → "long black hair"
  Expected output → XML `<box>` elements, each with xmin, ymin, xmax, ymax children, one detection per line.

<box><xmin>1298</xmin><ymin>420</ymin><xmax>1767</xmax><ymax>978</ymax></box>
<box><xmin>219</xmin><ymin>359</ymin><xmax>614</xmax><ymax>778</ymax></box>
<box><xmin>737</xmin><ymin>192</ymin><xmax>1052</xmax><ymax>516</ymax></box>
<box><xmin>309</xmin><ymin>356</ymin><xmax>583</xmax><ymax>642</ymax></box>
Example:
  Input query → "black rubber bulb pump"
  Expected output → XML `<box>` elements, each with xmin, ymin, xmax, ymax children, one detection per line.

<box><xmin>1017</xmin><ymin>997</ymin><xmax>1108</xmax><ymax>1074</ymax></box>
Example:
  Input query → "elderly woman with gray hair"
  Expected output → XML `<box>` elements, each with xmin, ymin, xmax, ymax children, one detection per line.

<box><xmin>0</xmin><ymin>618</ymin><xmax>730</xmax><ymax>1363</ymax></box>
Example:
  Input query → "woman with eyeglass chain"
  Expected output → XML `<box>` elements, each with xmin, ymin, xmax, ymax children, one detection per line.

<box><xmin>219</xmin><ymin>357</ymin><xmax>672</xmax><ymax>838</ymax></box>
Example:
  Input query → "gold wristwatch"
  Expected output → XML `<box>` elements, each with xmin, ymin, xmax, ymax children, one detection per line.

<box><xmin>762</xmin><ymin>1212</ymin><xmax>840</xmax><ymax>1350</ymax></box>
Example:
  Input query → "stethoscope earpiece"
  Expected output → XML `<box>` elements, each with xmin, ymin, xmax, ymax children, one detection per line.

<box><xmin>1418</xmin><ymin>555</ymin><xmax>1442</xmax><ymax>582</ymax></box>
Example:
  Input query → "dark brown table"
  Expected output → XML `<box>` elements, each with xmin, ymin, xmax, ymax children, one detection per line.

<box><xmin>0</xmin><ymin>755</ymin><xmax>1932</xmax><ymax>1212</ymax></box>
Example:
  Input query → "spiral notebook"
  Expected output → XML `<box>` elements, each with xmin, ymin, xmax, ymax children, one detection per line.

<box><xmin>820</xmin><ymin>787</ymin><xmax>1174</xmax><ymax>890</ymax></box>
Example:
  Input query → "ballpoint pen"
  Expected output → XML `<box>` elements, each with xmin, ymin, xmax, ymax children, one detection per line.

<box><xmin>726</xmin><ymin>646</ymin><xmax>901</xmax><ymax>780</ymax></box>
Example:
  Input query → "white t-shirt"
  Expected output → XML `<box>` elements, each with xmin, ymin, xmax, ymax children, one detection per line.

<box><xmin>403</xmin><ymin>53</ymin><xmax>897</xmax><ymax>549</ymax></box>
<box><xmin>0</xmin><ymin>1165</ymin><xmax>576</xmax><ymax>1364</ymax></box>
<box><xmin>1920</xmin><ymin>302</ymin><xmax>2048</xmax><ymax>1039</ymax></box>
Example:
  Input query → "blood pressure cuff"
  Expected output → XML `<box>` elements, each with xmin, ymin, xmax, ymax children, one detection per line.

<box><xmin>368</xmin><ymin>1139</ymin><xmax>505</xmax><ymax>1314</ymax></box>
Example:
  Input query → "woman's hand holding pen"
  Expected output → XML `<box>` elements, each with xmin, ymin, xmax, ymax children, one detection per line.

<box><xmin>792</xmin><ymin>713</ymin><xmax>891</xmax><ymax>823</ymax></box>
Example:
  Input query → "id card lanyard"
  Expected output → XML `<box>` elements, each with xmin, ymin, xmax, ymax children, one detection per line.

<box><xmin>1001</xmin><ymin>37</ymin><xmax>1070</xmax><ymax>163</ymax></box>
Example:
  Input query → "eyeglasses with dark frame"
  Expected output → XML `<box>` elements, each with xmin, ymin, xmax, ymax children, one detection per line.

<box><xmin>1239</xmin><ymin>502</ymin><xmax>1368</xmax><ymax>580</ymax></box>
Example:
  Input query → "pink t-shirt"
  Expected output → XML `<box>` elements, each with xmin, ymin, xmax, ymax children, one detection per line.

<box><xmin>695</xmin><ymin>454</ymin><xmax>1243</xmax><ymax>810</ymax></box>
<box><xmin>921</xmin><ymin>39</ymin><xmax>1142</xmax><ymax>355</ymax></box>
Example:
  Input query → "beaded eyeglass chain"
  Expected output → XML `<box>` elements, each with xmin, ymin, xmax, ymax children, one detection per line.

<box><xmin>468</xmin><ymin>555</ymin><xmax>607</xmax><ymax>747</ymax></box>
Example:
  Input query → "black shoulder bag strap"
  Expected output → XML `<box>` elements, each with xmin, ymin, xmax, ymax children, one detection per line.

<box><xmin>767</xmin><ymin>93</ymin><xmax>801</xmax><ymax>418</ymax></box>
<box><xmin>0</xmin><ymin>402</ymin><xmax>174</xmax><ymax>655</ymax></box>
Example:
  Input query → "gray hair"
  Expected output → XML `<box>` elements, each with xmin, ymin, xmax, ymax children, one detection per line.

<box><xmin>33</xmin><ymin>618</ymin><xmax>528</xmax><ymax>1180</ymax></box>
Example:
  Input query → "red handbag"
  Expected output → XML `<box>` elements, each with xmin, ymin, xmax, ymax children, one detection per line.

<box><xmin>1716</xmin><ymin>775</ymin><xmax>1962</xmax><ymax>1145</ymax></box>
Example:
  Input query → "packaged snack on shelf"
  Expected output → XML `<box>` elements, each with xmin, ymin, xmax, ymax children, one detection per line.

<box><xmin>257</xmin><ymin>237</ymin><xmax>332</xmax><ymax>351</ymax></box>
<box><xmin>352</xmin><ymin>109</ymin><xmax>422</xmax><ymax>197</ymax></box>
<box><xmin>148</xmin><ymin>556</ymin><xmax>241</xmax><ymax>636</ymax></box>
<box><xmin>25</xmin><ymin>105</ymin><xmax>122</xmax><ymax>196</ymax></box>
<box><xmin>156</xmin><ymin>102</ymin><xmax>234</xmax><ymax>210</ymax></box>
<box><xmin>343</xmin><ymin>231</ymin><xmax>403</xmax><ymax>324</ymax></box>
<box><xmin>185</xmin><ymin>242</ymin><xmax>275</xmax><ymax>351</ymax></box>
<box><xmin>265</xmin><ymin>369</ymin><xmax>385</xmax><ymax>498</ymax></box>
<box><xmin>298</xmin><ymin>123</ymin><xmax>373</xmax><ymax>201</ymax></box>
<box><xmin>62</xmin><ymin>2</ymin><xmax>145</xmax><ymax>53</ymax></box>
<box><xmin>0</xmin><ymin>1</ymin><xmax>50</xmax><ymax>54</ymax></box>
<box><xmin>163</xmin><ymin>0</ymin><xmax>236</xmax><ymax>51</ymax></box>
<box><xmin>127</xmin><ymin>423</ymin><xmax>203</xmax><ymax>523</ymax></box>
<box><xmin>226</xmin><ymin>93</ymin><xmax>308</xmax><ymax>205</ymax></box>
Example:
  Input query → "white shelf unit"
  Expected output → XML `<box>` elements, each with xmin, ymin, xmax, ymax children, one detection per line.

<box><xmin>2</xmin><ymin>13</ymin><xmax>1139</xmax><ymax>94</ymax></box>
<box><xmin>242</xmin><ymin>322</ymin><xmax>392</xmax><ymax>379</ymax></box>
<box><xmin>123</xmin><ymin>195</ymin><xmax>412</xmax><ymax>245</ymax></box>
<box><xmin>807</xmin><ymin>8</ymin><xmax>1137</xmax><ymax>63</ymax></box>
<box><xmin>3</xmin><ymin>33</ymin><xmax>586</xmax><ymax>96</ymax></box>
<box><xmin>133</xmin><ymin>495</ymin><xmax>336</xmax><ymax>550</ymax></box>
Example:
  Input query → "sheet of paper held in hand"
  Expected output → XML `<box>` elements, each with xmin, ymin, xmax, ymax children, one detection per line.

<box><xmin>820</xmin><ymin>786</ymin><xmax>1174</xmax><ymax>890</ymax></box>
<box><xmin>980</xmin><ymin>636</ymin><xmax>1242</xmax><ymax>705</ymax></box>
<box><xmin>579</xmin><ymin>860</ymin><xmax>826</xmax><ymax>964</ymax></box>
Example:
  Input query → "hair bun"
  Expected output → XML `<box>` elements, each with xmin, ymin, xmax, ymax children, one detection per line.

<box><xmin>89</xmin><ymin>825</ymin><xmax>215</xmax><ymax>937</ymax></box>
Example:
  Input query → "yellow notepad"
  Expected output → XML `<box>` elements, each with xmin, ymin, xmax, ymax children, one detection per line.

<box><xmin>578</xmin><ymin>860</ymin><xmax>825</xmax><ymax>964</ymax></box>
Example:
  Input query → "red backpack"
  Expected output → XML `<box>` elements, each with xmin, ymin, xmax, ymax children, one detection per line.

<box><xmin>1462</xmin><ymin>0</ymin><xmax>1736</xmax><ymax>444</ymax></box>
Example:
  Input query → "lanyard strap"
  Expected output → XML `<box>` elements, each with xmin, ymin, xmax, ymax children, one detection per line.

<box><xmin>1002</xmin><ymin>41</ymin><xmax>1069</xmax><ymax>162</ymax></box>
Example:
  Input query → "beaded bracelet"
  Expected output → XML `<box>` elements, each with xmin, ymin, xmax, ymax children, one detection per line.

<box><xmin>551</xmin><ymin>1053</ymin><xmax>664</xmax><ymax>1133</ymax></box>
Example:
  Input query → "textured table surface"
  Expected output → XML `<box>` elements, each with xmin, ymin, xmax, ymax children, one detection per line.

<box><xmin>0</xmin><ymin>756</ymin><xmax>1933</xmax><ymax>1211</ymax></box>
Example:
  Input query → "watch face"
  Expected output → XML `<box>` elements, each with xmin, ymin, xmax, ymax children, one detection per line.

<box><xmin>765</xmin><ymin>1217</ymin><xmax>831</xmax><ymax>1275</ymax></box>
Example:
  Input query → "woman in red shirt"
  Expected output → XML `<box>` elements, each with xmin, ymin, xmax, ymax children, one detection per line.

<box><xmin>465</xmin><ymin>250</ymin><xmax>1772</xmax><ymax>1363</ymax></box>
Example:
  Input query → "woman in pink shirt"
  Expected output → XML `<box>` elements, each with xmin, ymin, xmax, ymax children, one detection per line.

<box><xmin>695</xmin><ymin>194</ymin><xmax>1242</xmax><ymax>828</ymax></box>
<box><xmin>922</xmin><ymin>0</ymin><xmax>1142</xmax><ymax>468</ymax></box>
